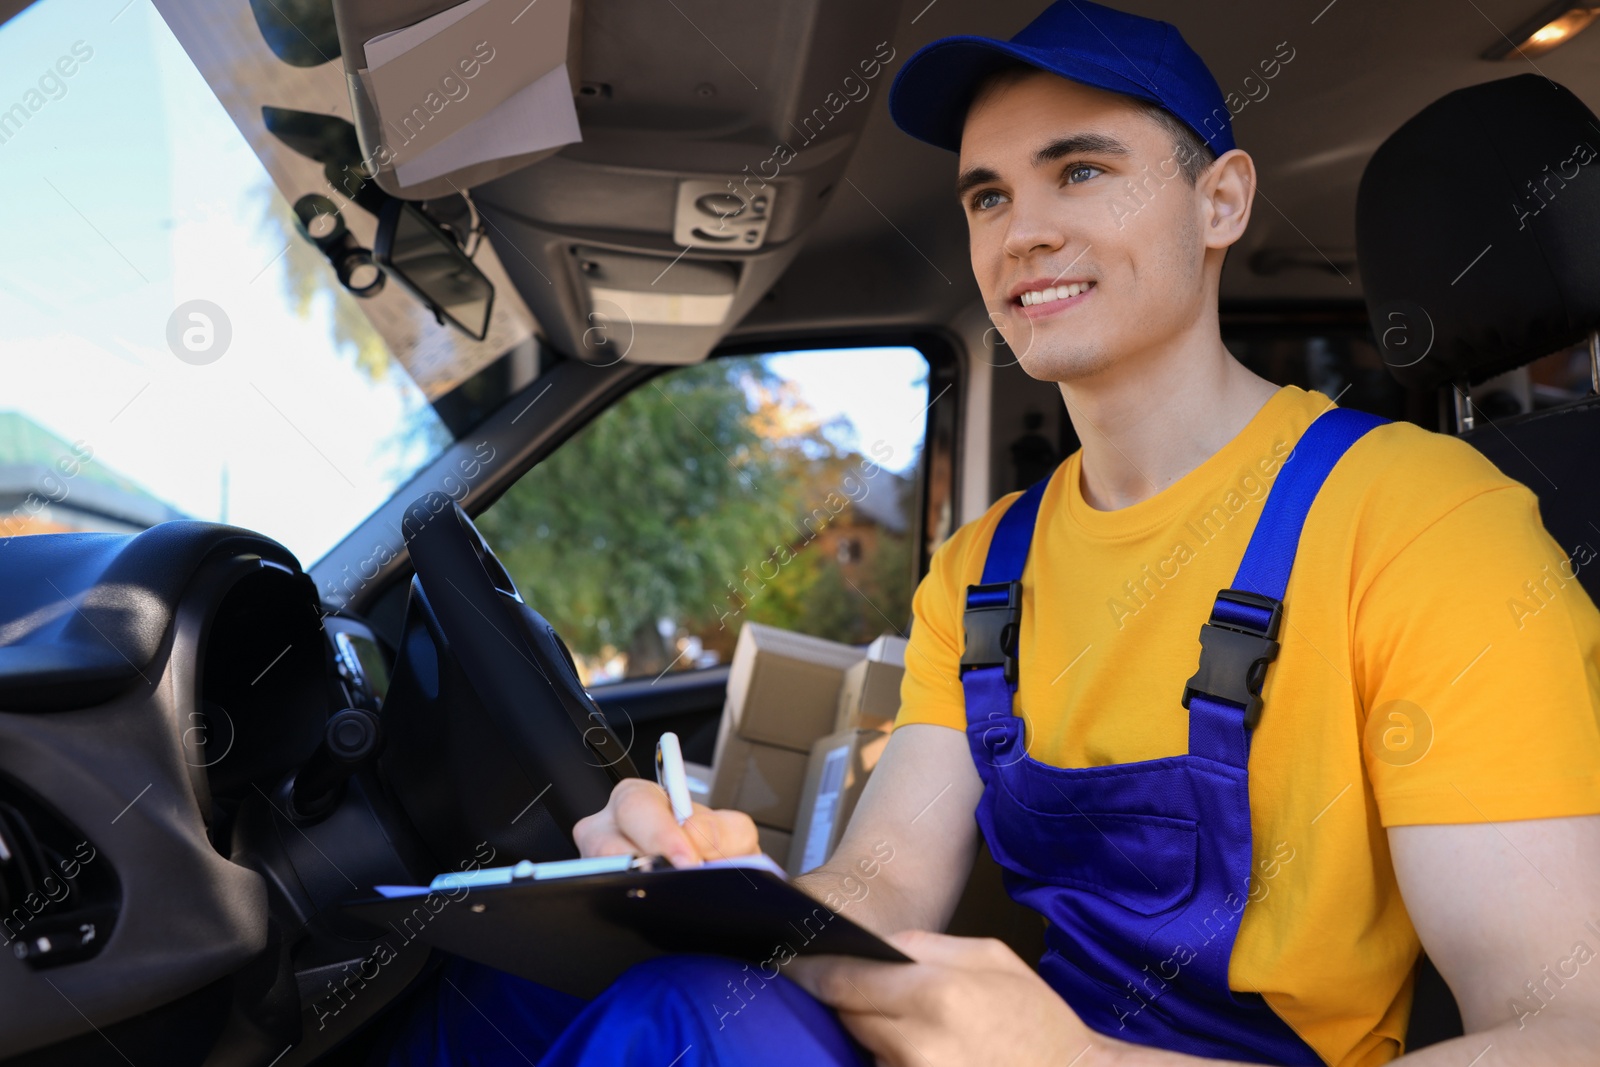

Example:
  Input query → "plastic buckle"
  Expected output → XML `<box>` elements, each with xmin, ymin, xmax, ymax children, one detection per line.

<box><xmin>960</xmin><ymin>581</ymin><xmax>1022</xmax><ymax>686</ymax></box>
<box><xmin>1181</xmin><ymin>589</ymin><xmax>1283</xmax><ymax>731</ymax></box>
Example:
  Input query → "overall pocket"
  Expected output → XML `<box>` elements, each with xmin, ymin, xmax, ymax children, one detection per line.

<box><xmin>985</xmin><ymin>778</ymin><xmax>1199</xmax><ymax>916</ymax></box>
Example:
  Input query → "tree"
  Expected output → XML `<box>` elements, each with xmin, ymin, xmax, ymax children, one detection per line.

<box><xmin>477</xmin><ymin>357</ymin><xmax>801</xmax><ymax>673</ymax></box>
<box><xmin>477</xmin><ymin>353</ymin><xmax>923</xmax><ymax>681</ymax></box>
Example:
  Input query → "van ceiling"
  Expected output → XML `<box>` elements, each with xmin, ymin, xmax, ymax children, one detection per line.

<box><xmin>733</xmin><ymin>0</ymin><xmax>1600</xmax><ymax>338</ymax></box>
<box><xmin>24</xmin><ymin>0</ymin><xmax>1599</xmax><ymax>355</ymax></box>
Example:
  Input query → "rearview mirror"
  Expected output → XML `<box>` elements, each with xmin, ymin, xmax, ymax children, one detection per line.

<box><xmin>374</xmin><ymin>200</ymin><xmax>495</xmax><ymax>341</ymax></box>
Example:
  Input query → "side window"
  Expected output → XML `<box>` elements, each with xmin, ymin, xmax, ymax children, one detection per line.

<box><xmin>476</xmin><ymin>347</ymin><xmax>931</xmax><ymax>684</ymax></box>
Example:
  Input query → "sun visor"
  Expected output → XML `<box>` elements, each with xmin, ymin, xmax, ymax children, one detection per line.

<box><xmin>334</xmin><ymin>0</ymin><xmax>583</xmax><ymax>200</ymax></box>
<box><xmin>577</xmin><ymin>248</ymin><xmax>739</xmax><ymax>364</ymax></box>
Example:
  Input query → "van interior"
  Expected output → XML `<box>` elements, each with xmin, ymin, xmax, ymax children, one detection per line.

<box><xmin>2</xmin><ymin>0</ymin><xmax>1599</xmax><ymax>1062</ymax></box>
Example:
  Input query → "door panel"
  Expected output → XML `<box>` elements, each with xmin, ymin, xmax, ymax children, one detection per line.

<box><xmin>590</xmin><ymin>666</ymin><xmax>730</xmax><ymax>766</ymax></box>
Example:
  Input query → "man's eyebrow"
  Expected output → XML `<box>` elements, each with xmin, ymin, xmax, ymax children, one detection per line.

<box><xmin>1032</xmin><ymin>133</ymin><xmax>1131</xmax><ymax>167</ymax></box>
<box><xmin>956</xmin><ymin>134</ymin><xmax>1133</xmax><ymax>201</ymax></box>
<box><xmin>955</xmin><ymin>165</ymin><xmax>1000</xmax><ymax>201</ymax></box>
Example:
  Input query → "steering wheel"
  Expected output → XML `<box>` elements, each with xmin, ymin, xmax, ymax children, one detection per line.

<box><xmin>378</xmin><ymin>494</ymin><xmax>638</xmax><ymax>867</ymax></box>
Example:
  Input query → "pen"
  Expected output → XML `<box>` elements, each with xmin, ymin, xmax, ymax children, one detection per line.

<box><xmin>655</xmin><ymin>731</ymin><xmax>695</xmax><ymax>825</ymax></box>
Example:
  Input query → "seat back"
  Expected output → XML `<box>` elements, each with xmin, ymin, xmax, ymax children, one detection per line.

<box><xmin>1461</xmin><ymin>398</ymin><xmax>1600</xmax><ymax>603</ymax></box>
<box><xmin>1356</xmin><ymin>73</ymin><xmax>1600</xmax><ymax>1046</ymax></box>
<box><xmin>1357</xmin><ymin>76</ymin><xmax>1600</xmax><ymax>603</ymax></box>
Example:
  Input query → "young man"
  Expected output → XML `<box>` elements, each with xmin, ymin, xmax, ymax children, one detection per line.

<box><xmin>384</xmin><ymin>3</ymin><xmax>1600</xmax><ymax>1064</ymax></box>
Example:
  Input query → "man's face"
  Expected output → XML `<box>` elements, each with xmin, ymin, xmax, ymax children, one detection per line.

<box><xmin>958</xmin><ymin>72</ymin><xmax>1215</xmax><ymax>383</ymax></box>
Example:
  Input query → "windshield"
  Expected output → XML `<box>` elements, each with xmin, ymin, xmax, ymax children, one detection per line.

<box><xmin>0</xmin><ymin>0</ymin><xmax>455</xmax><ymax>566</ymax></box>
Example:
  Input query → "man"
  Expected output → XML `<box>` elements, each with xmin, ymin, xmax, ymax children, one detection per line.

<box><xmin>383</xmin><ymin>3</ymin><xmax>1600</xmax><ymax>1064</ymax></box>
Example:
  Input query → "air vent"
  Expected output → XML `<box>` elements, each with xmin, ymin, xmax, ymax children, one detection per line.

<box><xmin>0</xmin><ymin>775</ymin><xmax>118</xmax><ymax>970</ymax></box>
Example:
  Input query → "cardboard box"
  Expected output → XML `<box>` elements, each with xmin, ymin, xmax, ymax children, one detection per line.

<box><xmin>708</xmin><ymin>712</ymin><xmax>811</xmax><ymax>831</ymax></box>
<box><xmin>787</xmin><ymin>728</ymin><xmax>891</xmax><ymax>876</ymax></box>
<box><xmin>756</xmin><ymin>825</ymin><xmax>792</xmax><ymax>863</ymax></box>
<box><xmin>724</xmin><ymin>623</ymin><xmax>865</xmax><ymax>752</ymax></box>
<box><xmin>834</xmin><ymin>634</ymin><xmax>907</xmax><ymax>733</ymax></box>
<box><xmin>865</xmin><ymin>633</ymin><xmax>907</xmax><ymax>666</ymax></box>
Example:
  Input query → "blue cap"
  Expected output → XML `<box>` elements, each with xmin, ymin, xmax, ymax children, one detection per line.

<box><xmin>888</xmin><ymin>1</ymin><xmax>1235</xmax><ymax>156</ymax></box>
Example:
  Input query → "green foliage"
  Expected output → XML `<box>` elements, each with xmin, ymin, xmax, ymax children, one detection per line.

<box><xmin>477</xmin><ymin>354</ymin><xmax>922</xmax><ymax>677</ymax></box>
<box><xmin>478</xmin><ymin>357</ymin><xmax>799</xmax><ymax>663</ymax></box>
<box><xmin>743</xmin><ymin>468</ymin><xmax>917</xmax><ymax>646</ymax></box>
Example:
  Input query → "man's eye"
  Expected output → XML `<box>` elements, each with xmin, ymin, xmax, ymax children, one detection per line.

<box><xmin>1066</xmin><ymin>164</ymin><xmax>1103</xmax><ymax>184</ymax></box>
<box><xmin>972</xmin><ymin>190</ymin><xmax>1007</xmax><ymax>211</ymax></box>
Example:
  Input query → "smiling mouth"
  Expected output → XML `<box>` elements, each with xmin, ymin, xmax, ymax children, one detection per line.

<box><xmin>1015</xmin><ymin>280</ymin><xmax>1095</xmax><ymax>310</ymax></box>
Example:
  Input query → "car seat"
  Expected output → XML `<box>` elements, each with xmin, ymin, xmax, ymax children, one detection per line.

<box><xmin>1356</xmin><ymin>72</ymin><xmax>1600</xmax><ymax>1048</ymax></box>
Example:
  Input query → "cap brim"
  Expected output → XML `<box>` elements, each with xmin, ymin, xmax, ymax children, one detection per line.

<box><xmin>888</xmin><ymin>36</ymin><xmax>1164</xmax><ymax>152</ymax></box>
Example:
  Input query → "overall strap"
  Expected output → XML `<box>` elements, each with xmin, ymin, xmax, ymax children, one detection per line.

<box><xmin>959</xmin><ymin>477</ymin><xmax>1049</xmax><ymax>747</ymax></box>
<box><xmin>980</xmin><ymin>476</ymin><xmax>1051</xmax><ymax>585</ymax></box>
<box><xmin>1184</xmin><ymin>407</ymin><xmax>1388</xmax><ymax>766</ymax></box>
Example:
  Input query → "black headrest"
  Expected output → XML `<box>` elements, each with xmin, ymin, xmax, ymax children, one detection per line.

<box><xmin>1356</xmin><ymin>75</ymin><xmax>1600</xmax><ymax>390</ymax></box>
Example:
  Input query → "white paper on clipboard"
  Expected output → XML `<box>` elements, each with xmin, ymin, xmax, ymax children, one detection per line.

<box><xmin>375</xmin><ymin>851</ymin><xmax>789</xmax><ymax>899</ymax></box>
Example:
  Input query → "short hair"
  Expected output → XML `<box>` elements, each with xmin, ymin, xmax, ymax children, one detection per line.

<box><xmin>968</xmin><ymin>61</ymin><xmax>1219</xmax><ymax>186</ymax></box>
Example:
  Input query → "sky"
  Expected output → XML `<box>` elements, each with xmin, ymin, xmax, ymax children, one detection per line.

<box><xmin>0</xmin><ymin>0</ymin><xmax>929</xmax><ymax>567</ymax></box>
<box><xmin>768</xmin><ymin>347</ymin><xmax>928</xmax><ymax>473</ymax></box>
<box><xmin>0</xmin><ymin>0</ymin><xmax>447</xmax><ymax>564</ymax></box>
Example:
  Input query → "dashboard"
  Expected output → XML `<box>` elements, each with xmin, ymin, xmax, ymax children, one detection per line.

<box><xmin>0</xmin><ymin>522</ymin><xmax>432</xmax><ymax>1065</ymax></box>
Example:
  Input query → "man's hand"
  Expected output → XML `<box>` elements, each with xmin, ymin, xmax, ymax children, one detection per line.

<box><xmin>787</xmin><ymin>930</ymin><xmax>1107</xmax><ymax>1067</ymax></box>
<box><xmin>572</xmin><ymin>776</ymin><xmax>759</xmax><ymax>868</ymax></box>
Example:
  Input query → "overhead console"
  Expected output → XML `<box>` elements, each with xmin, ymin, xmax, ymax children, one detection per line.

<box><xmin>332</xmin><ymin>0</ymin><xmax>905</xmax><ymax>365</ymax></box>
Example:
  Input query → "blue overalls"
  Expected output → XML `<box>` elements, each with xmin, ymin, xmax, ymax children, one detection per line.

<box><xmin>959</xmin><ymin>406</ymin><xmax>1384</xmax><ymax>1064</ymax></box>
<box><xmin>378</xmin><ymin>406</ymin><xmax>1383</xmax><ymax>1067</ymax></box>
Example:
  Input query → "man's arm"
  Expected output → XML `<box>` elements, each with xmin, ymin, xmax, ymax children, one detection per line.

<box><xmin>793</xmin><ymin>723</ymin><xmax>984</xmax><ymax>937</ymax></box>
<box><xmin>1375</xmin><ymin>814</ymin><xmax>1600</xmax><ymax>1064</ymax></box>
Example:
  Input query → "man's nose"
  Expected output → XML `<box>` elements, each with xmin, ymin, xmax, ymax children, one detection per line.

<box><xmin>1001</xmin><ymin>192</ymin><xmax>1070</xmax><ymax>261</ymax></box>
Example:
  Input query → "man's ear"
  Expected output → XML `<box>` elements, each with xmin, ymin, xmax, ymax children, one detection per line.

<box><xmin>1198</xmin><ymin>148</ymin><xmax>1256</xmax><ymax>251</ymax></box>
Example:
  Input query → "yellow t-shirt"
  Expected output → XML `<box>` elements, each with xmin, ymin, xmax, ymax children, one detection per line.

<box><xmin>898</xmin><ymin>385</ymin><xmax>1600</xmax><ymax>1066</ymax></box>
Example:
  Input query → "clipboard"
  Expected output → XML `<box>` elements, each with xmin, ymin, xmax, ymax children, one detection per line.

<box><xmin>341</xmin><ymin>857</ymin><xmax>911</xmax><ymax>999</ymax></box>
